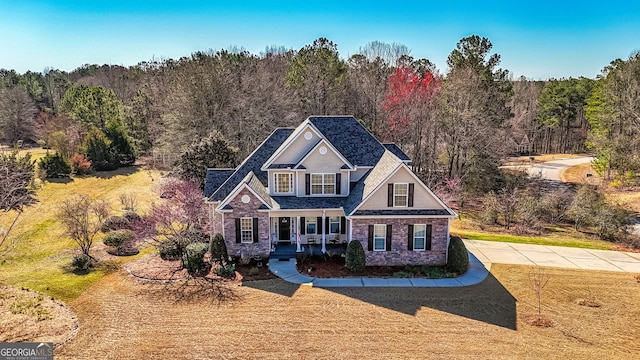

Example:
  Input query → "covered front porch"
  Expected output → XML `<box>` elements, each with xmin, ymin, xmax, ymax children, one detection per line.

<box><xmin>270</xmin><ymin>242</ymin><xmax>348</xmax><ymax>259</ymax></box>
<box><xmin>269</xmin><ymin>212</ymin><xmax>349</xmax><ymax>254</ymax></box>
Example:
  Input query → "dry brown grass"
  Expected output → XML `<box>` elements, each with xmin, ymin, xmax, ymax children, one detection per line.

<box><xmin>55</xmin><ymin>265</ymin><xmax>640</xmax><ymax>359</ymax></box>
<box><xmin>561</xmin><ymin>163</ymin><xmax>600</xmax><ymax>184</ymax></box>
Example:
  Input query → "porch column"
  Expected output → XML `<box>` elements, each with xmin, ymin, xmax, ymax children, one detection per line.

<box><xmin>296</xmin><ymin>216</ymin><xmax>302</xmax><ymax>252</ymax></box>
<box><xmin>221</xmin><ymin>212</ymin><xmax>225</xmax><ymax>239</ymax></box>
<box><xmin>321</xmin><ymin>210</ymin><xmax>326</xmax><ymax>253</ymax></box>
<box><xmin>348</xmin><ymin>218</ymin><xmax>352</xmax><ymax>243</ymax></box>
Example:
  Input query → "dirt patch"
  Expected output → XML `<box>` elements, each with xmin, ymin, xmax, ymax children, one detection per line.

<box><xmin>524</xmin><ymin>315</ymin><xmax>555</xmax><ymax>328</ymax></box>
<box><xmin>124</xmin><ymin>254</ymin><xmax>276</xmax><ymax>282</ymax></box>
<box><xmin>0</xmin><ymin>286</ymin><xmax>78</xmax><ymax>346</ymax></box>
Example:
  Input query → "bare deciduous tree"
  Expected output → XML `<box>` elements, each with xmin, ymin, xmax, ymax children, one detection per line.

<box><xmin>58</xmin><ymin>194</ymin><xmax>110</xmax><ymax>257</ymax></box>
<box><xmin>528</xmin><ymin>266</ymin><xmax>550</xmax><ymax>321</ymax></box>
<box><xmin>0</xmin><ymin>150</ymin><xmax>36</xmax><ymax>258</ymax></box>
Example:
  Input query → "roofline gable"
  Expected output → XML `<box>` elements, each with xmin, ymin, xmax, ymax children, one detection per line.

<box><xmin>217</xmin><ymin>178</ymin><xmax>272</xmax><ymax>211</ymax></box>
<box><xmin>293</xmin><ymin>138</ymin><xmax>355</xmax><ymax>170</ymax></box>
<box><xmin>348</xmin><ymin>162</ymin><xmax>456</xmax><ymax>217</ymax></box>
<box><xmin>261</xmin><ymin>120</ymin><xmax>322</xmax><ymax>171</ymax></box>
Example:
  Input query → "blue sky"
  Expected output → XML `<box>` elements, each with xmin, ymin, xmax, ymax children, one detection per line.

<box><xmin>2</xmin><ymin>1</ymin><xmax>639</xmax><ymax>79</ymax></box>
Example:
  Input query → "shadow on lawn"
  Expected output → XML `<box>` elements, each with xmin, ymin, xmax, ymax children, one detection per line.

<box><xmin>245</xmin><ymin>273</ymin><xmax>517</xmax><ymax>330</ymax></box>
<box><xmin>327</xmin><ymin>273</ymin><xmax>517</xmax><ymax>330</ymax></box>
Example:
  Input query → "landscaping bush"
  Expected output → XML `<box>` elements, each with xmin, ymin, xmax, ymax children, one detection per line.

<box><xmin>209</xmin><ymin>233</ymin><xmax>228</xmax><ymax>264</ymax></box>
<box><xmin>392</xmin><ymin>271</ymin><xmax>413</xmax><ymax>278</ymax></box>
<box><xmin>182</xmin><ymin>242</ymin><xmax>208</xmax><ymax>274</ymax></box>
<box><xmin>38</xmin><ymin>153</ymin><xmax>71</xmax><ymax>178</ymax></box>
<box><xmin>71</xmin><ymin>253</ymin><xmax>94</xmax><ymax>272</ymax></box>
<box><xmin>70</xmin><ymin>153</ymin><xmax>92</xmax><ymax>175</ymax></box>
<box><xmin>158</xmin><ymin>239</ymin><xmax>180</xmax><ymax>260</ymax></box>
<box><xmin>214</xmin><ymin>263</ymin><xmax>236</xmax><ymax>278</ymax></box>
<box><xmin>81</xmin><ymin>127</ymin><xmax>119</xmax><ymax>171</ymax></box>
<box><xmin>103</xmin><ymin>229</ymin><xmax>134</xmax><ymax>248</ymax></box>
<box><xmin>446</xmin><ymin>236</ymin><xmax>469</xmax><ymax>275</ymax></box>
<box><xmin>101</xmin><ymin>215</ymin><xmax>130</xmax><ymax>232</ymax></box>
<box><xmin>345</xmin><ymin>240</ymin><xmax>366</xmax><ymax>272</ymax></box>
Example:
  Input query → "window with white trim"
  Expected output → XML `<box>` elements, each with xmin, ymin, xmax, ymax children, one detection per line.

<box><xmin>329</xmin><ymin>216</ymin><xmax>340</xmax><ymax>234</ymax></box>
<box><xmin>306</xmin><ymin>217</ymin><xmax>317</xmax><ymax>235</ymax></box>
<box><xmin>273</xmin><ymin>173</ymin><xmax>293</xmax><ymax>194</ymax></box>
<box><xmin>240</xmin><ymin>217</ymin><xmax>253</xmax><ymax>243</ymax></box>
<box><xmin>311</xmin><ymin>173</ymin><xmax>335</xmax><ymax>195</ymax></box>
<box><xmin>373</xmin><ymin>224</ymin><xmax>386</xmax><ymax>251</ymax></box>
<box><xmin>413</xmin><ymin>224</ymin><xmax>426</xmax><ymax>251</ymax></box>
<box><xmin>394</xmin><ymin>183</ymin><xmax>408</xmax><ymax>207</ymax></box>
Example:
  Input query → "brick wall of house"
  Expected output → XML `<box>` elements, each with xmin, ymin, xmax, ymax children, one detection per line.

<box><xmin>222</xmin><ymin>188</ymin><xmax>270</xmax><ymax>259</ymax></box>
<box><xmin>351</xmin><ymin>218</ymin><xmax>448</xmax><ymax>266</ymax></box>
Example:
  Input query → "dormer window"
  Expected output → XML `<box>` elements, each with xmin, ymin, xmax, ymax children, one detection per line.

<box><xmin>311</xmin><ymin>173</ymin><xmax>335</xmax><ymax>195</ymax></box>
<box><xmin>274</xmin><ymin>173</ymin><xmax>293</xmax><ymax>194</ymax></box>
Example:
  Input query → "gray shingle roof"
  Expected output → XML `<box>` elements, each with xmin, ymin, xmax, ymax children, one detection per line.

<box><xmin>343</xmin><ymin>150</ymin><xmax>402</xmax><ymax>215</ymax></box>
<box><xmin>351</xmin><ymin>209</ymin><xmax>453</xmax><ymax>216</ymax></box>
<box><xmin>244</xmin><ymin>171</ymin><xmax>274</xmax><ymax>208</ymax></box>
<box><xmin>204</xmin><ymin>169</ymin><xmax>235</xmax><ymax>198</ymax></box>
<box><xmin>382</xmin><ymin>143</ymin><xmax>411</xmax><ymax>162</ymax></box>
<box><xmin>308</xmin><ymin>116</ymin><xmax>385</xmax><ymax>167</ymax></box>
<box><xmin>271</xmin><ymin>196</ymin><xmax>345</xmax><ymax>210</ymax></box>
<box><xmin>208</xmin><ymin>128</ymin><xmax>294</xmax><ymax>202</ymax></box>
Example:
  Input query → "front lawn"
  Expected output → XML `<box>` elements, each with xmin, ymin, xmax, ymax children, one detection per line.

<box><xmin>0</xmin><ymin>167</ymin><xmax>161</xmax><ymax>301</ymax></box>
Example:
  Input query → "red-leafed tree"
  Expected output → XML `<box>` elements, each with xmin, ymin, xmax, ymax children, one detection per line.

<box><xmin>137</xmin><ymin>178</ymin><xmax>210</xmax><ymax>267</ymax></box>
<box><xmin>382</xmin><ymin>63</ymin><xmax>441</xmax><ymax>175</ymax></box>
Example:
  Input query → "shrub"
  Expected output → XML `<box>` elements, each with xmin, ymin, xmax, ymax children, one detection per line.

<box><xmin>446</xmin><ymin>236</ymin><xmax>469</xmax><ymax>275</ymax></box>
<box><xmin>158</xmin><ymin>239</ymin><xmax>180</xmax><ymax>260</ymax></box>
<box><xmin>392</xmin><ymin>271</ymin><xmax>413</xmax><ymax>278</ymax></box>
<box><xmin>70</xmin><ymin>153</ymin><xmax>92</xmax><ymax>175</ymax></box>
<box><xmin>209</xmin><ymin>233</ymin><xmax>228</xmax><ymax>264</ymax></box>
<box><xmin>103</xmin><ymin>229</ymin><xmax>134</xmax><ymax>247</ymax></box>
<box><xmin>71</xmin><ymin>253</ymin><xmax>94</xmax><ymax>272</ymax></box>
<box><xmin>214</xmin><ymin>263</ymin><xmax>236</xmax><ymax>278</ymax></box>
<box><xmin>105</xmin><ymin>120</ymin><xmax>137</xmax><ymax>166</ymax></box>
<box><xmin>101</xmin><ymin>215</ymin><xmax>130</xmax><ymax>232</ymax></box>
<box><xmin>81</xmin><ymin>127</ymin><xmax>118</xmax><ymax>171</ymax></box>
<box><xmin>182</xmin><ymin>242</ymin><xmax>209</xmax><ymax>274</ymax></box>
<box><xmin>38</xmin><ymin>153</ymin><xmax>71</xmax><ymax>178</ymax></box>
<box><xmin>345</xmin><ymin>240</ymin><xmax>366</xmax><ymax>273</ymax></box>
<box><xmin>248</xmin><ymin>266</ymin><xmax>260</xmax><ymax>276</ymax></box>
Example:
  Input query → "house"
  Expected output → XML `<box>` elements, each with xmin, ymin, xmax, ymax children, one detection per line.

<box><xmin>204</xmin><ymin>116</ymin><xmax>457</xmax><ymax>266</ymax></box>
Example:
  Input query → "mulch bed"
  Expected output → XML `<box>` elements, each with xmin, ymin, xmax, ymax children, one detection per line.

<box><xmin>296</xmin><ymin>255</ymin><xmax>455</xmax><ymax>278</ymax></box>
<box><xmin>124</xmin><ymin>254</ymin><xmax>277</xmax><ymax>282</ymax></box>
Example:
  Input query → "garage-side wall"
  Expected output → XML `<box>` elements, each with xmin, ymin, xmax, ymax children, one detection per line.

<box><xmin>351</xmin><ymin>218</ymin><xmax>448</xmax><ymax>266</ymax></box>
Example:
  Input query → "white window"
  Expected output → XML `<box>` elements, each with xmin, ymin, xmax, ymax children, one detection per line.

<box><xmin>329</xmin><ymin>216</ymin><xmax>340</xmax><ymax>234</ymax></box>
<box><xmin>311</xmin><ymin>173</ymin><xmax>335</xmax><ymax>195</ymax></box>
<box><xmin>413</xmin><ymin>224</ymin><xmax>426</xmax><ymax>251</ymax></box>
<box><xmin>274</xmin><ymin>173</ymin><xmax>293</xmax><ymax>194</ymax></box>
<box><xmin>394</xmin><ymin>183</ymin><xmax>408</xmax><ymax>207</ymax></box>
<box><xmin>241</xmin><ymin>217</ymin><xmax>253</xmax><ymax>243</ymax></box>
<box><xmin>373</xmin><ymin>224</ymin><xmax>386</xmax><ymax>251</ymax></box>
<box><xmin>306</xmin><ymin>217</ymin><xmax>317</xmax><ymax>235</ymax></box>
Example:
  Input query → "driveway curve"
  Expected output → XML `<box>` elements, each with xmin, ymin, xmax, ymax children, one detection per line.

<box><xmin>526</xmin><ymin>156</ymin><xmax>594</xmax><ymax>181</ymax></box>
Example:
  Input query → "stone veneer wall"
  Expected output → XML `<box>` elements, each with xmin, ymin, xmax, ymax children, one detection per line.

<box><xmin>351</xmin><ymin>218</ymin><xmax>448</xmax><ymax>266</ymax></box>
<box><xmin>222</xmin><ymin>188</ymin><xmax>270</xmax><ymax>258</ymax></box>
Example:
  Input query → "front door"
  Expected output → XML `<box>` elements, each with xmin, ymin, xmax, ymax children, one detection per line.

<box><xmin>278</xmin><ymin>217</ymin><xmax>291</xmax><ymax>242</ymax></box>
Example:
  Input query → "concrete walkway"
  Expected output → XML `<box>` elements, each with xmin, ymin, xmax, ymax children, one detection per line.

<box><xmin>268</xmin><ymin>240</ymin><xmax>640</xmax><ymax>288</ymax></box>
<box><xmin>268</xmin><ymin>252</ymin><xmax>489</xmax><ymax>288</ymax></box>
<box><xmin>465</xmin><ymin>239</ymin><xmax>640</xmax><ymax>273</ymax></box>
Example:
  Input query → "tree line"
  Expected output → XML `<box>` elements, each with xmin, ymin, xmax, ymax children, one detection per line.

<box><xmin>1</xmin><ymin>36</ymin><xmax>639</xmax><ymax>188</ymax></box>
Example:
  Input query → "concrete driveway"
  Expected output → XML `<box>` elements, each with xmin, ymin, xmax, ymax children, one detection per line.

<box><xmin>465</xmin><ymin>239</ymin><xmax>640</xmax><ymax>272</ymax></box>
<box><xmin>502</xmin><ymin>156</ymin><xmax>594</xmax><ymax>181</ymax></box>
